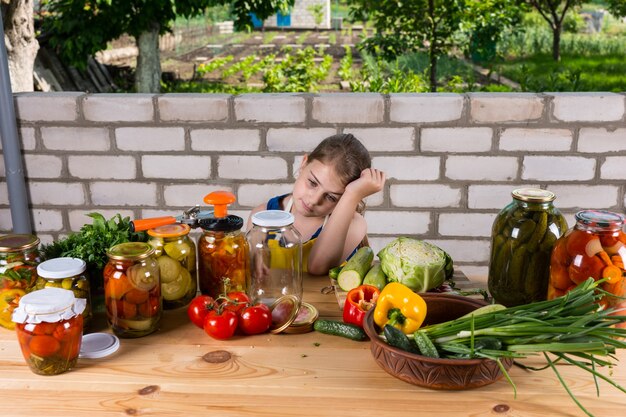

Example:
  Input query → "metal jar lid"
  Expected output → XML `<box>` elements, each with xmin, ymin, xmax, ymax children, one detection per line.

<box><xmin>575</xmin><ymin>210</ymin><xmax>624</xmax><ymax>229</ymax></box>
<box><xmin>511</xmin><ymin>188</ymin><xmax>556</xmax><ymax>203</ymax></box>
<box><xmin>147</xmin><ymin>223</ymin><xmax>191</xmax><ymax>238</ymax></box>
<box><xmin>269</xmin><ymin>295</ymin><xmax>301</xmax><ymax>334</ymax></box>
<box><xmin>106</xmin><ymin>242</ymin><xmax>155</xmax><ymax>261</ymax></box>
<box><xmin>0</xmin><ymin>234</ymin><xmax>40</xmax><ymax>252</ymax></box>
<box><xmin>283</xmin><ymin>302</ymin><xmax>319</xmax><ymax>334</ymax></box>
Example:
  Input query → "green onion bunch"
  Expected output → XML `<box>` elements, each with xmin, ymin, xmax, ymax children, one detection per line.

<box><xmin>418</xmin><ymin>278</ymin><xmax>626</xmax><ymax>417</ymax></box>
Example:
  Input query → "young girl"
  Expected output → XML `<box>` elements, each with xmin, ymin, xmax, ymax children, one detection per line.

<box><xmin>247</xmin><ymin>133</ymin><xmax>386</xmax><ymax>276</ymax></box>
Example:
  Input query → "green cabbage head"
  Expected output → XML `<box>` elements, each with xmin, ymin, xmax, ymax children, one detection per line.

<box><xmin>378</xmin><ymin>237</ymin><xmax>447</xmax><ymax>292</ymax></box>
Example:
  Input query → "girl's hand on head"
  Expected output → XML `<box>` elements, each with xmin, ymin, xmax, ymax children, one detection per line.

<box><xmin>345</xmin><ymin>168</ymin><xmax>386</xmax><ymax>200</ymax></box>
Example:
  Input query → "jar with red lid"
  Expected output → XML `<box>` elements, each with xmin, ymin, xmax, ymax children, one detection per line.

<box><xmin>104</xmin><ymin>242</ymin><xmax>161</xmax><ymax>337</ymax></box>
<box><xmin>197</xmin><ymin>191</ymin><xmax>250</xmax><ymax>298</ymax></box>
<box><xmin>0</xmin><ymin>234</ymin><xmax>41</xmax><ymax>330</ymax></box>
<box><xmin>147</xmin><ymin>224</ymin><xmax>197</xmax><ymax>309</ymax></box>
<box><xmin>548</xmin><ymin>210</ymin><xmax>626</xmax><ymax>324</ymax></box>
<box><xmin>12</xmin><ymin>287</ymin><xmax>86</xmax><ymax>375</ymax></box>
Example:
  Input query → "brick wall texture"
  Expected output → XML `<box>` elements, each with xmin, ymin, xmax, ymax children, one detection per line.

<box><xmin>2</xmin><ymin>92</ymin><xmax>626</xmax><ymax>278</ymax></box>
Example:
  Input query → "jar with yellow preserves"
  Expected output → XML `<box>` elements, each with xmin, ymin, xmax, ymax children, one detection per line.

<box><xmin>488</xmin><ymin>189</ymin><xmax>567</xmax><ymax>306</ymax></box>
<box><xmin>0</xmin><ymin>234</ymin><xmax>40</xmax><ymax>330</ymax></box>
<box><xmin>147</xmin><ymin>224</ymin><xmax>197</xmax><ymax>309</ymax></box>
<box><xmin>33</xmin><ymin>258</ymin><xmax>92</xmax><ymax>329</ymax></box>
<box><xmin>104</xmin><ymin>242</ymin><xmax>161</xmax><ymax>338</ymax></box>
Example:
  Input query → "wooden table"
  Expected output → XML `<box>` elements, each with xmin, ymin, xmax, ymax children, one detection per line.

<box><xmin>1</xmin><ymin>273</ymin><xmax>625</xmax><ymax>417</ymax></box>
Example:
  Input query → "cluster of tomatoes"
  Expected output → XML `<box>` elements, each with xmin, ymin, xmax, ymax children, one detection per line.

<box><xmin>187</xmin><ymin>291</ymin><xmax>272</xmax><ymax>340</ymax></box>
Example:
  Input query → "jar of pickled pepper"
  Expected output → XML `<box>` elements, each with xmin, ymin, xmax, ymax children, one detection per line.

<box><xmin>197</xmin><ymin>191</ymin><xmax>250</xmax><ymax>299</ymax></box>
<box><xmin>12</xmin><ymin>287</ymin><xmax>86</xmax><ymax>375</ymax></box>
<box><xmin>0</xmin><ymin>234</ymin><xmax>41</xmax><ymax>330</ymax></box>
<box><xmin>33</xmin><ymin>257</ymin><xmax>92</xmax><ymax>329</ymax></box>
<box><xmin>548</xmin><ymin>210</ymin><xmax>626</xmax><ymax>325</ymax></box>
<box><xmin>488</xmin><ymin>189</ymin><xmax>568</xmax><ymax>306</ymax></box>
<box><xmin>147</xmin><ymin>224</ymin><xmax>197</xmax><ymax>309</ymax></box>
<box><xmin>104</xmin><ymin>242</ymin><xmax>161</xmax><ymax>338</ymax></box>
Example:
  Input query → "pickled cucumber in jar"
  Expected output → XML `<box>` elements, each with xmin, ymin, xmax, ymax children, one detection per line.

<box><xmin>488</xmin><ymin>189</ymin><xmax>567</xmax><ymax>307</ymax></box>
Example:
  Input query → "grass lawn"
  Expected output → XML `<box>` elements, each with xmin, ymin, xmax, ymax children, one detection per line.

<box><xmin>495</xmin><ymin>52</ymin><xmax>626</xmax><ymax>92</ymax></box>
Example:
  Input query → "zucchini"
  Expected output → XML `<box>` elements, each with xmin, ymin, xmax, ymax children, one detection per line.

<box><xmin>362</xmin><ymin>263</ymin><xmax>387</xmax><ymax>290</ymax></box>
<box><xmin>383</xmin><ymin>325</ymin><xmax>418</xmax><ymax>354</ymax></box>
<box><xmin>328</xmin><ymin>266</ymin><xmax>342</xmax><ymax>280</ymax></box>
<box><xmin>413</xmin><ymin>331</ymin><xmax>439</xmax><ymax>358</ymax></box>
<box><xmin>337</xmin><ymin>247</ymin><xmax>374</xmax><ymax>291</ymax></box>
<box><xmin>313</xmin><ymin>319</ymin><xmax>367</xmax><ymax>341</ymax></box>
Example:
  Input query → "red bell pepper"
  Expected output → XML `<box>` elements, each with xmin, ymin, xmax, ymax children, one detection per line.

<box><xmin>342</xmin><ymin>284</ymin><xmax>380</xmax><ymax>328</ymax></box>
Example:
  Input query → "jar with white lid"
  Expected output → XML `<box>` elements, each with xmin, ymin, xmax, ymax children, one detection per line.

<box><xmin>246</xmin><ymin>210</ymin><xmax>303</xmax><ymax>333</ymax></box>
<box><xmin>33</xmin><ymin>258</ymin><xmax>92</xmax><ymax>329</ymax></box>
<box><xmin>12</xmin><ymin>287</ymin><xmax>86</xmax><ymax>375</ymax></box>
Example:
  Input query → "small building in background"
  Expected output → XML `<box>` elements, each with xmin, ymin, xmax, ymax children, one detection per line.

<box><xmin>252</xmin><ymin>0</ymin><xmax>331</xmax><ymax>30</ymax></box>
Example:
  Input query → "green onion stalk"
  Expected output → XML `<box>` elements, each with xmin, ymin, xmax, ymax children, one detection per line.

<box><xmin>418</xmin><ymin>278</ymin><xmax>626</xmax><ymax>417</ymax></box>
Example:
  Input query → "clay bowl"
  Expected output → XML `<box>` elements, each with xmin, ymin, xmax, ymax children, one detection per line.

<box><xmin>363</xmin><ymin>293</ymin><xmax>514</xmax><ymax>390</ymax></box>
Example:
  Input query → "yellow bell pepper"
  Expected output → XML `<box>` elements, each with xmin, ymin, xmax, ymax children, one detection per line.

<box><xmin>373</xmin><ymin>282</ymin><xmax>427</xmax><ymax>334</ymax></box>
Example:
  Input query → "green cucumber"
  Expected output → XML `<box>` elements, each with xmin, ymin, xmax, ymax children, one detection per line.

<box><xmin>362</xmin><ymin>263</ymin><xmax>387</xmax><ymax>290</ymax></box>
<box><xmin>313</xmin><ymin>319</ymin><xmax>367</xmax><ymax>341</ymax></box>
<box><xmin>337</xmin><ymin>247</ymin><xmax>374</xmax><ymax>291</ymax></box>
<box><xmin>413</xmin><ymin>331</ymin><xmax>439</xmax><ymax>358</ymax></box>
<box><xmin>383</xmin><ymin>325</ymin><xmax>418</xmax><ymax>354</ymax></box>
<box><xmin>328</xmin><ymin>266</ymin><xmax>342</xmax><ymax>280</ymax></box>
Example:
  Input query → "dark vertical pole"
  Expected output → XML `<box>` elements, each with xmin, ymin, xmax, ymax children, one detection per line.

<box><xmin>0</xmin><ymin>9</ymin><xmax>32</xmax><ymax>234</ymax></box>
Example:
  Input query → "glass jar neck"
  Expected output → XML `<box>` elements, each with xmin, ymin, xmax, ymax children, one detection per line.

<box><xmin>575</xmin><ymin>221</ymin><xmax>622</xmax><ymax>234</ymax></box>
<box><xmin>514</xmin><ymin>199</ymin><xmax>553</xmax><ymax>210</ymax></box>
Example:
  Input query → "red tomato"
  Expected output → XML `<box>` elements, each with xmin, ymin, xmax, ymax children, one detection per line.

<box><xmin>187</xmin><ymin>295</ymin><xmax>215</xmax><ymax>328</ymax></box>
<box><xmin>29</xmin><ymin>335</ymin><xmax>61</xmax><ymax>358</ymax></box>
<box><xmin>32</xmin><ymin>322</ymin><xmax>58</xmax><ymax>336</ymax></box>
<box><xmin>203</xmin><ymin>309</ymin><xmax>238</xmax><ymax>340</ymax></box>
<box><xmin>138</xmin><ymin>297</ymin><xmax>160</xmax><ymax>318</ymax></box>
<box><xmin>238</xmin><ymin>304</ymin><xmax>272</xmax><ymax>335</ymax></box>
<box><xmin>223</xmin><ymin>291</ymin><xmax>250</xmax><ymax>313</ymax></box>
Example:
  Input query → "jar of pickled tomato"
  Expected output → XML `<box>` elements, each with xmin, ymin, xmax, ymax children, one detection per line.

<box><xmin>549</xmin><ymin>210</ymin><xmax>626</xmax><ymax>324</ymax></box>
<box><xmin>147</xmin><ymin>224</ymin><xmax>197</xmax><ymax>309</ymax></box>
<box><xmin>104</xmin><ymin>242</ymin><xmax>161</xmax><ymax>338</ymax></box>
<box><xmin>197</xmin><ymin>191</ymin><xmax>250</xmax><ymax>298</ymax></box>
<box><xmin>33</xmin><ymin>257</ymin><xmax>92</xmax><ymax>329</ymax></box>
<box><xmin>12</xmin><ymin>287</ymin><xmax>86</xmax><ymax>375</ymax></box>
<box><xmin>0</xmin><ymin>234</ymin><xmax>41</xmax><ymax>330</ymax></box>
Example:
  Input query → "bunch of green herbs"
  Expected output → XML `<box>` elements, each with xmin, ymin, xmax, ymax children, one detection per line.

<box><xmin>412</xmin><ymin>278</ymin><xmax>626</xmax><ymax>417</ymax></box>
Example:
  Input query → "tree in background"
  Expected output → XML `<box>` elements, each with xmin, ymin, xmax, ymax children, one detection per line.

<box><xmin>41</xmin><ymin>0</ymin><xmax>294</xmax><ymax>93</ymax></box>
<box><xmin>605</xmin><ymin>0</ymin><xmax>626</xmax><ymax>18</ymax></box>
<box><xmin>349</xmin><ymin>0</ymin><xmax>466</xmax><ymax>92</ymax></box>
<box><xmin>1</xmin><ymin>0</ymin><xmax>39</xmax><ymax>92</ymax></box>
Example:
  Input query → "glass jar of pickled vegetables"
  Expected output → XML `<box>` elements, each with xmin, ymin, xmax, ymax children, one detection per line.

<box><xmin>246</xmin><ymin>210</ymin><xmax>303</xmax><ymax>333</ymax></box>
<box><xmin>488</xmin><ymin>188</ymin><xmax>568</xmax><ymax>307</ymax></box>
<box><xmin>0</xmin><ymin>234</ymin><xmax>40</xmax><ymax>330</ymax></box>
<box><xmin>148</xmin><ymin>224</ymin><xmax>197</xmax><ymax>309</ymax></box>
<box><xmin>197</xmin><ymin>191</ymin><xmax>250</xmax><ymax>298</ymax></box>
<box><xmin>104</xmin><ymin>242</ymin><xmax>161</xmax><ymax>338</ymax></box>
<box><xmin>12</xmin><ymin>287</ymin><xmax>86</xmax><ymax>375</ymax></box>
<box><xmin>33</xmin><ymin>258</ymin><xmax>92</xmax><ymax>329</ymax></box>
<box><xmin>548</xmin><ymin>210</ymin><xmax>626</xmax><ymax>323</ymax></box>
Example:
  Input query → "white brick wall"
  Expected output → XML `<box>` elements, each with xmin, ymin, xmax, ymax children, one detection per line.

<box><xmin>2</xmin><ymin>92</ymin><xmax>626</xmax><ymax>273</ymax></box>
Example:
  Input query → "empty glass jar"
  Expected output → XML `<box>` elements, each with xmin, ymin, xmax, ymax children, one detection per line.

<box><xmin>246</xmin><ymin>210</ymin><xmax>303</xmax><ymax>333</ymax></box>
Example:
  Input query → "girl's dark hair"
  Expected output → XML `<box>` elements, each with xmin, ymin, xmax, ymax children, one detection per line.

<box><xmin>307</xmin><ymin>133</ymin><xmax>371</xmax><ymax>186</ymax></box>
<box><xmin>306</xmin><ymin>133</ymin><xmax>372</xmax><ymax>214</ymax></box>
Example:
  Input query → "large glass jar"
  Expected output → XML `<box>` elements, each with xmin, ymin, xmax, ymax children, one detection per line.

<box><xmin>488</xmin><ymin>189</ymin><xmax>568</xmax><ymax>307</ymax></box>
<box><xmin>548</xmin><ymin>210</ymin><xmax>626</xmax><ymax>324</ymax></box>
<box><xmin>33</xmin><ymin>257</ymin><xmax>92</xmax><ymax>329</ymax></box>
<box><xmin>104</xmin><ymin>242</ymin><xmax>161</xmax><ymax>338</ymax></box>
<box><xmin>197</xmin><ymin>191</ymin><xmax>250</xmax><ymax>298</ymax></box>
<box><xmin>12</xmin><ymin>287</ymin><xmax>86</xmax><ymax>375</ymax></box>
<box><xmin>0</xmin><ymin>234</ymin><xmax>40</xmax><ymax>330</ymax></box>
<box><xmin>147</xmin><ymin>224</ymin><xmax>197</xmax><ymax>309</ymax></box>
<box><xmin>246</xmin><ymin>210</ymin><xmax>303</xmax><ymax>333</ymax></box>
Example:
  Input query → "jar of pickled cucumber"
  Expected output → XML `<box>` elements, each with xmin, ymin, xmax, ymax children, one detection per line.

<box><xmin>12</xmin><ymin>287</ymin><xmax>86</xmax><ymax>375</ymax></box>
<box><xmin>147</xmin><ymin>224</ymin><xmax>197</xmax><ymax>309</ymax></box>
<box><xmin>104</xmin><ymin>242</ymin><xmax>161</xmax><ymax>338</ymax></box>
<box><xmin>488</xmin><ymin>188</ymin><xmax>568</xmax><ymax>307</ymax></box>
<box><xmin>548</xmin><ymin>210</ymin><xmax>626</xmax><ymax>326</ymax></box>
<box><xmin>0</xmin><ymin>234</ymin><xmax>41</xmax><ymax>330</ymax></box>
<box><xmin>33</xmin><ymin>258</ymin><xmax>92</xmax><ymax>329</ymax></box>
<box><xmin>197</xmin><ymin>191</ymin><xmax>250</xmax><ymax>298</ymax></box>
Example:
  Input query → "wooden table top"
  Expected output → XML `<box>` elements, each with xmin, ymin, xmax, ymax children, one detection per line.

<box><xmin>1</xmin><ymin>273</ymin><xmax>625</xmax><ymax>417</ymax></box>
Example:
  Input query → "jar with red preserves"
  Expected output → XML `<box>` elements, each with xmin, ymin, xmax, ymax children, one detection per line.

<box><xmin>0</xmin><ymin>234</ymin><xmax>40</xmax><ymax>330</ymax></box>
<box><xmin>12</xmin><ymin>287</ymin><xmax>86</xmax><ymax>375</ymax></box>
<box><xmin>549</xmin><ymin>210</ymin><xmax>626</xmax><ymax>323</ymax></box>
<box><xmin>104</xmin><ymin>242</ymin><xmax>161</xmax><ymax>337</ymax></box>
<box><xmin>197</xmin><ymin>191</ymin><xmax>250</xmax><ymax>298</ymax></box>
